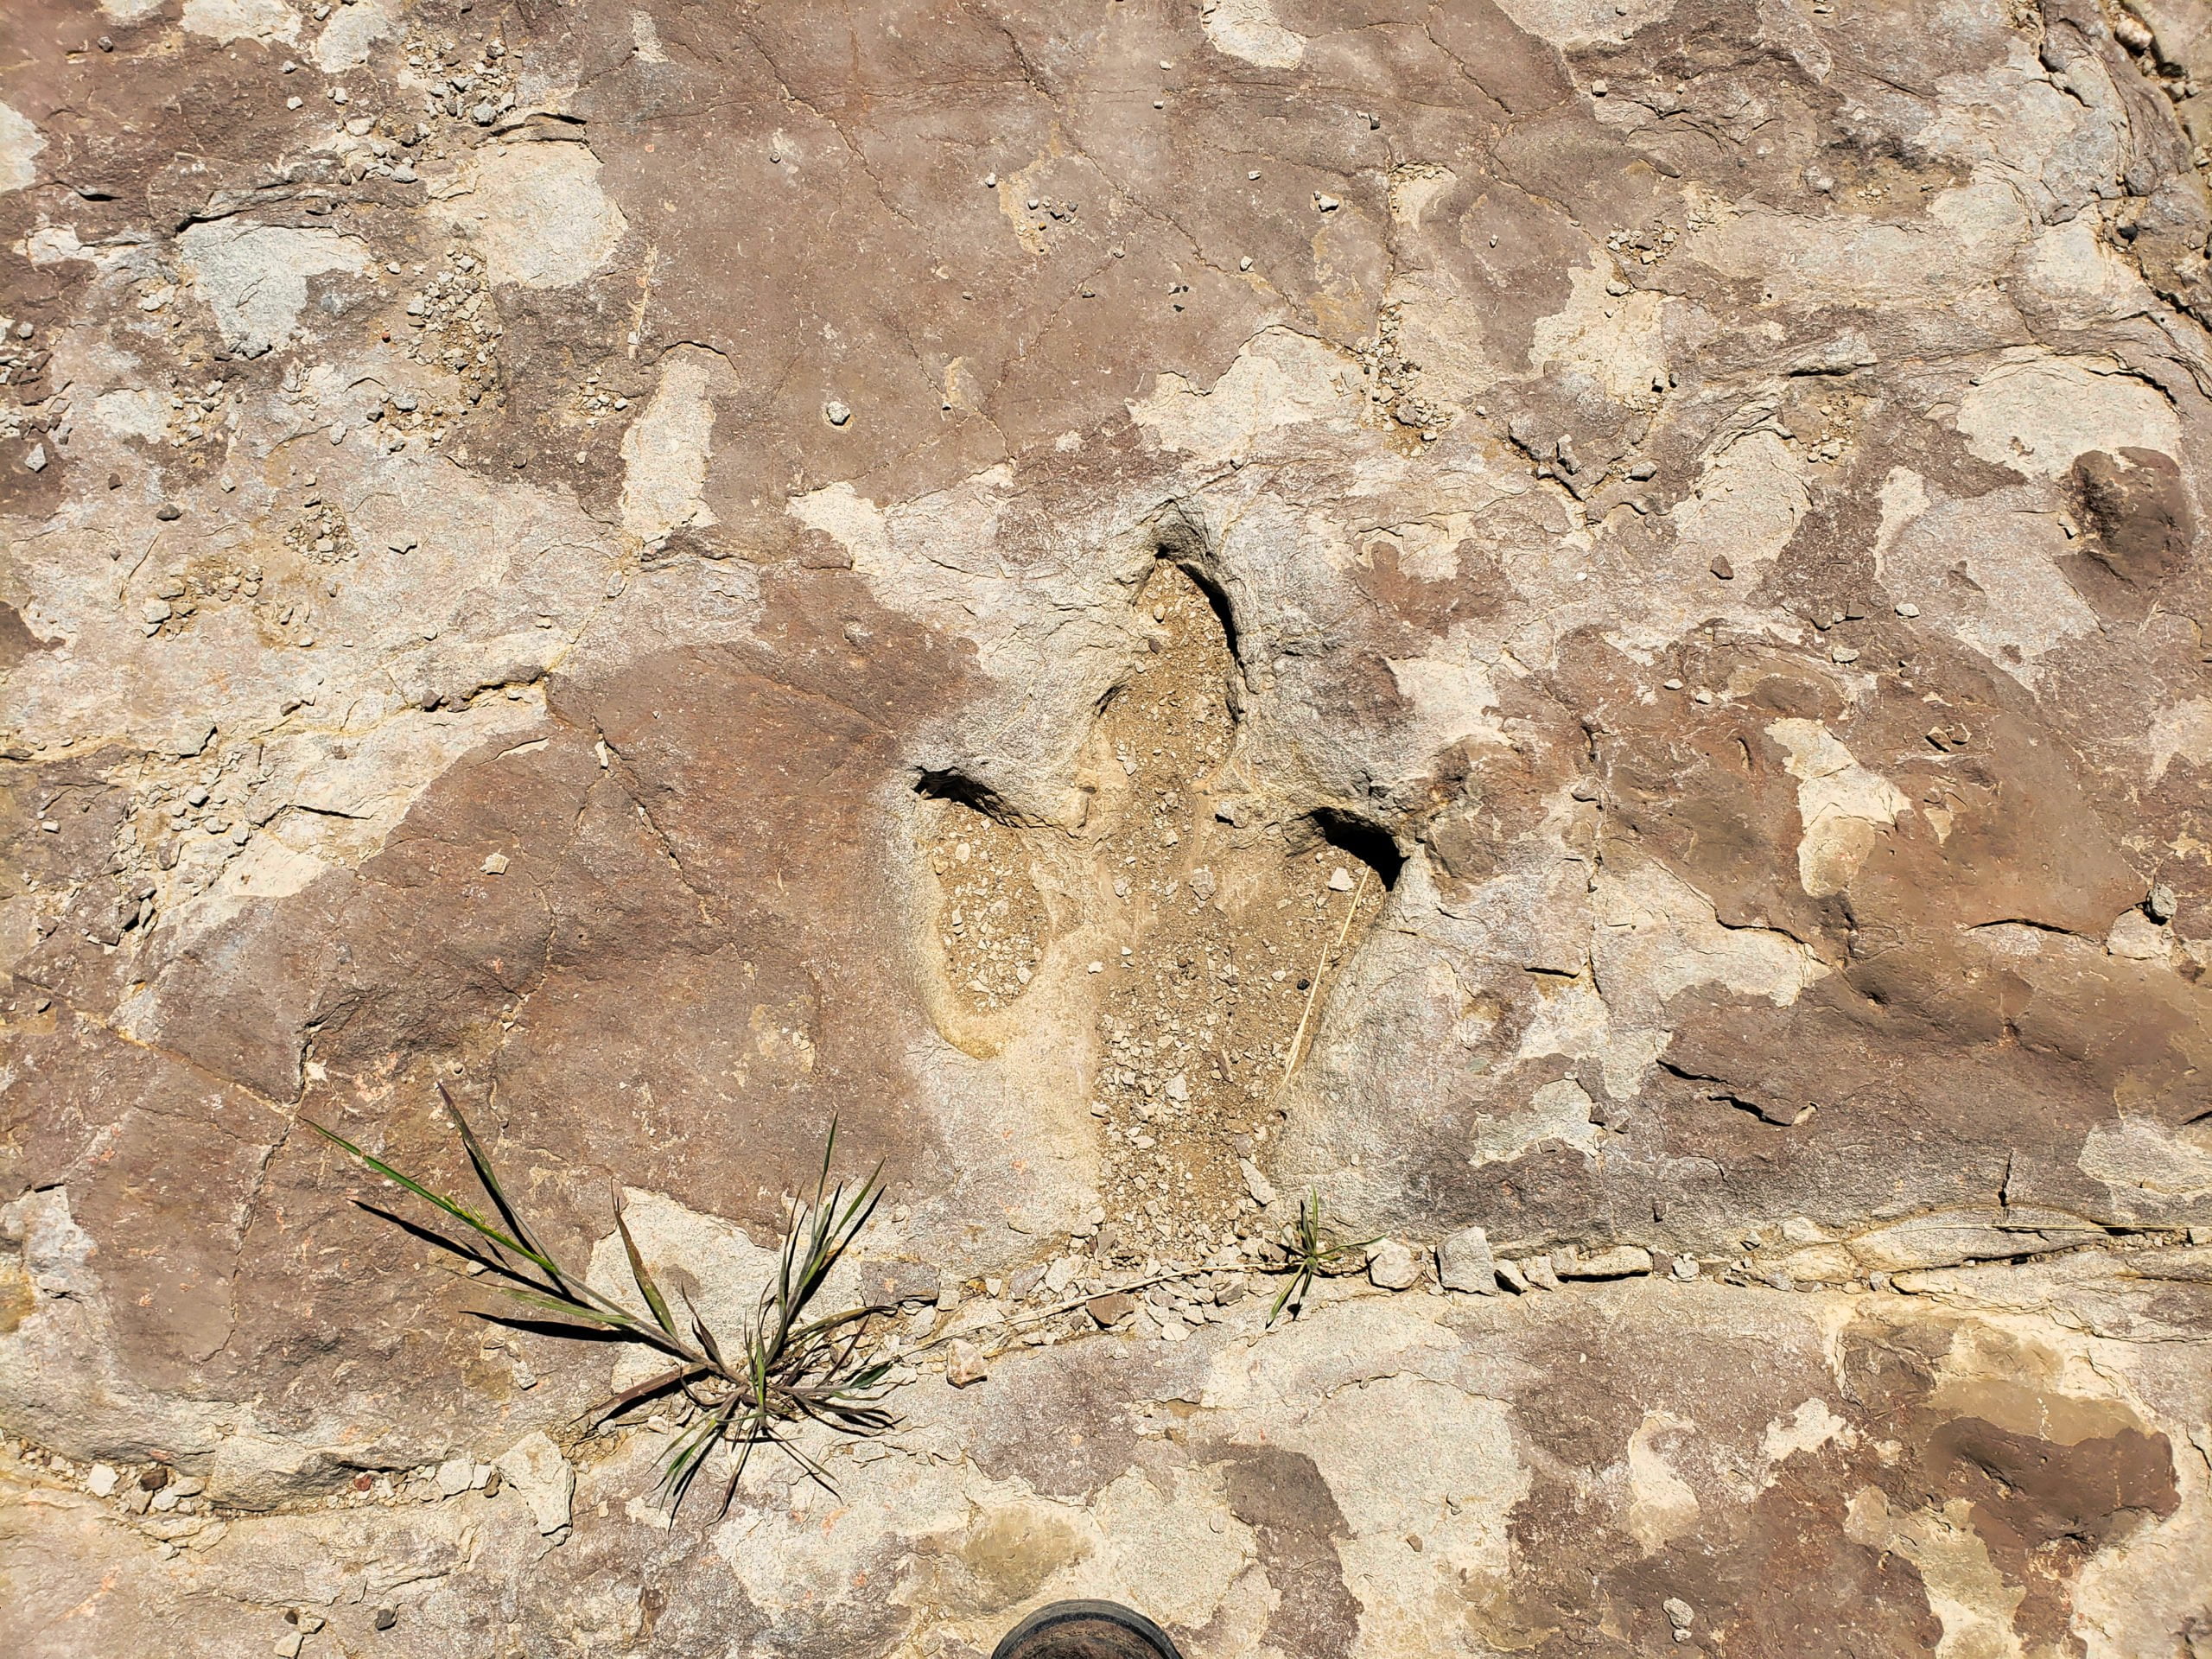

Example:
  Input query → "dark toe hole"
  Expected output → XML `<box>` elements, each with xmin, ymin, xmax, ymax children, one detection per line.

<box><xmin>990</xmin><ymin>1600</ymin><xmax>1185</xmax><ymax>1659</ymax></box>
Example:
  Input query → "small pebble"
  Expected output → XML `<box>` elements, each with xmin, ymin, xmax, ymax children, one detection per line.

<box><xmin>945</xmin><ymin>1339</ymin><xmax>988</xmax><ymax>1388</ymax></box>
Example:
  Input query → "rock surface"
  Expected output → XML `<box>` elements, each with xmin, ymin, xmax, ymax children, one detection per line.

<box><xmin>4</xmin><ymin>1</ymin><xmax>2212</xmax><ymax>1655</ymax></box>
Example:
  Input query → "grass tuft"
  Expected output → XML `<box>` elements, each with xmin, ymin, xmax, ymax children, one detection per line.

<box><xmin>308</xmin><ymin>1084</ymin><xmax>898</xmax><ymax>1516</ymax></box>
<box><xmin>1266</xmin><ymin>1188</ymin><xmax>1376</xmax><ymax>1325</ymax></box>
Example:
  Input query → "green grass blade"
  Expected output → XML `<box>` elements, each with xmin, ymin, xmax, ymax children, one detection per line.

<box><xmin>306</xmin><ymin>1118</ymin><xmax>535</xmax><ymax>1262</ymax></box>
<box><xmin>613</xmin><ymin>1195</ymin><xmax>677</xmax><ymax>1338</ymax></box>
<box><xmin>785</xmin><ymin>1303</ymin><xmax>879</xmax><ymax>1346</ymax></box>
<box><xmin>435</xmin><ymin>1084</ymin><xmax>598</xmax><ymax>1304</ymax></box>
<box><xmin>658</xmin><ymin>1403</ymin><xmax>728</xmax><ymax>1510</ymax></box>
<box><xmin>581</xmin><ymin>1363</ymin><xmax>706</xmax><ymax>1430</ymax></box>
<box><xmin>679</xmin><ymin>1288</ymin><xmax>728</xmax><ymax>1370</ymax></box>
<box><xmin>485</xmin><ymin>1281</ymin><xmax>639</xmax><ymax>1332</ymax></box>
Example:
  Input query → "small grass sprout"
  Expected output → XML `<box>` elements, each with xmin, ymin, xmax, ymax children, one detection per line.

<box><xmin>308</xmin><ymin>1085</ymin><xmax>899</xmax><ymax>1516</ymax></box>
<box><xmin>1266</xmin><ymin>1187</ymin><xmax>1376</xmax><ymax>1325</ymax></box>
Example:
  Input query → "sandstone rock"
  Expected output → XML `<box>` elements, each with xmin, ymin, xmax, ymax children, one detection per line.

<box><xmin>1366</xmin><ymin>1240</ymin><xmax>1422</xmax><ymax>1289</ymax></box>
<box><xmin>1558</xmin><ymin>1246</ymin><xmax>1653</xmax><ymax>1281</ymax></box>
<box><xmin>9</xmin><ymin>4</ymin><xmax>2212</xmax><ymax>1653</ymax></box>
<box><xmin>1086</xmin><ymin>1291</ymin><xmax>1136</xmax><ymax>1328</ymax></box>
<box><xmin>494</xmin><ymin>1433</ymin><xmax>573</xmax><ymax>1536</ymax></box>
<box><xmin>1437</xmin><ymin>1227</ymin><xmax>1500</xmax><ymax>1294</ymax></box>
<box><xmin>2107</xmin><ymin>908</ymin><xmax>2173</xmax><ymax>961</ymax></box>
<box><xmin>1238</xmin><ymin>1157</ymin><xmax>1275</xmax><ymax>1207</ymax></box>
<box><xmin>944</xmin><ymin>1340</ymin><xmax>988</xmax><ymax>1388</ymax></box>
<box><xmin>855</xmin><ymin>1259</ymin><xmax>942</xmax><ymax>1307</ymax></box>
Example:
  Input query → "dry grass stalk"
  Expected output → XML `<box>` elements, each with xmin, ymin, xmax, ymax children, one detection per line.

<box><xmin>1278</xmin><ymin>864</ymin><xmax>1370</xmax><ymax>1087</ymax></box>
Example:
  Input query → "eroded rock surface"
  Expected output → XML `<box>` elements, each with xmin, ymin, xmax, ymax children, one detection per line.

<box><xmin>4</xmin><ymin>1</ymin><xmax>2212</xmax><ymax>1655</ymax></box>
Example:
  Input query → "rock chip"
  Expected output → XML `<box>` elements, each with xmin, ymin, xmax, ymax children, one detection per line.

<box><xmin>945</xmin><ymin>1338</ymin><xmax>988</xmax><ymax>1387</ymax></box>
<box><xmin>1367</xmin><ymin>1239</ymin><xmax>1422</xmax><ymax>1289</ymax></box>
<box><xmin>2107</xmin><ymin>909</ymin><xmax>2171</xmax><ymax>961</ymax></box>
<box><xmin>1238</xmin><ymin>1156</ymin><xmax>1276</xmax><ymax>1207</ymax></box>
<box><xmin>1437</xmin><ymin>1226</ymin><xmax>1500</xmax><ymax>1294</ymax></box>
<box><xmin>494</xmin><ymin>1432</ymin><xmax>574</xmax><ymax>1535</ymax></box>
<box><xmin>1086</xmin><ymin>1290</ymin><xmax>1136</xmax><ymax>1327</ymax></box>
<box><xmin>1559</xmin><ymin>1245</ymin><xmax>1654</xmax><ymax>1280</ymax></box>
<box><xmin>855</xmin><ymin>1258</ymin><xmax>941</xmax><ymax>1306</ymax></box>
